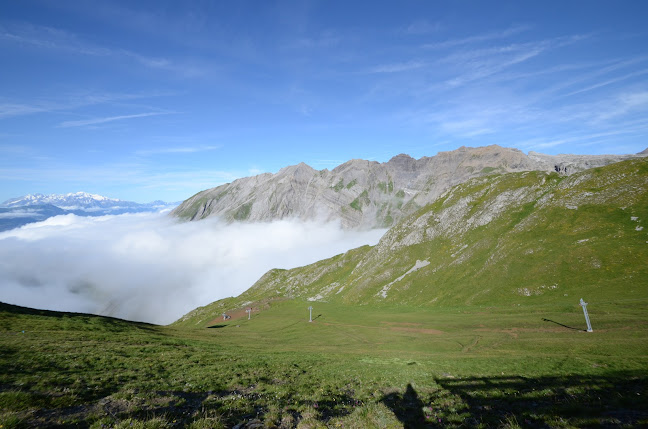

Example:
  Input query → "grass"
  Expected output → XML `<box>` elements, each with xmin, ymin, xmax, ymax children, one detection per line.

<box><xmin>230</xmin><ymin>158</ymin><xmax>648</xmax><ymax>312</ymax></box>
<box><xmin>1</xmin><ymin>299</ymin><xmax>647</xmax><ymax>427</ymax></box>
<box><xmin>3</xmin><ymin>159</ymin><xmax>647</xmax><ymax>427</ymax></box>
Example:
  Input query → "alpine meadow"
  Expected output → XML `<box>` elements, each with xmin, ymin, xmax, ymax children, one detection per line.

<box><xmin>2</xmin><ymin>1</ymin><xmax>648</xmax><ymax>428</ymax></box>
<box><xmin>2</xmin><ymin>155</ymin><xmax>647</xmax><ymax>428</ymax></box>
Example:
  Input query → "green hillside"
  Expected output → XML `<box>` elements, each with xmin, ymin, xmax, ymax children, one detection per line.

<box><xmin>3</xmin><ymin>298</ymin><xmax>648</xmax><ymax>428</ymax></box>
<box><xmin>177</xmin><ymin>157</ymin><xmax>648</xmax><ymax>328</ymax></box>
<box><xmin>3</xmin><ymin>158</ymin><xmax>647</xmax><ymax>427</ymax></box>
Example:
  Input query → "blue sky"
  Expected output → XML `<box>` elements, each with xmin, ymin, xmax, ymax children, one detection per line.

<box><xmin>1</xmin><ymin>1</ymin><xmax>647</xmax><ymax>203</ymax></box>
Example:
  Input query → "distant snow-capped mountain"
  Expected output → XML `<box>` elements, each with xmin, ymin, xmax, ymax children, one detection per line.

<box><xmin>0</xmin><ymin>192</ymin><xmax>178</xmax><ymax>232</ymax></box>
<box><xmin>4</xmin><ymin>192</ymin><xmax>123</xmax><ymax>211</ymax></box>
<box><xmin>2</xmin><ymin>192</ymin><xmax>174</xmax><ymax>212</ymax></box>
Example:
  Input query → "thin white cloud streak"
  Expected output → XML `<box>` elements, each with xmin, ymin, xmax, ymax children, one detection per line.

<box><xmin>423</xmin><ymin>25</ymin><xmax>531</xmax><ymax>49</ymax></box>
<box><xmin>0</xmin><ymin>92</ymin><xmax>173</xmax><ymax>120</ymax></box>
<box><xmin>368</xmin><ymin>61</ymin><xmax>426</xmax><ymax>74</ymax></box>
<box><xmin>595</xmin><ymin>91</ymin><xmax>648</xmax><ymax>121</ymax></box>
<box><xmin>58</xmin><ymin>112</ymin><xmax>170</xmax><ymax>128</ymax></box>
<box><xmin>0</xmin><ymin>164</ymin><xmax>239</xmax><ymax>203</ymax></box>
<box><xmin>135</xmin><ymin>145</ymin><xmax>222</xmax><ymax>156</ymax></box>
<box><xmin>0</xmin><ymin>102</ymin><xmax>54</xmax><ymax>119</ymax></box>
<box><xmin>0</xmin><ymin>213</ymin><xmax>386</xmax><ymax>324</ymax></box>
<box><xmin>518</xmin><ymin>126</ymin><xmax>648</xmax><ymax>151</ymax></box>
<box><xmin>0</xmin><ymin>163</ymin><xmax>237</xmax><ymax>186</ymax></box>
<box><xmin>0</xmin><ymin>210</ymin><xmax>42</xmax><ymax>219</ymax></box>
<box><xmin>562</xmin><ymin>68</ymin><xmax>648</xmax><ymax>97</ymax></box>
<box><xmin>444</xmin><ymin>47</ymin><xmax>544</xmax><ymax>88</ymax></box>
<box><xmin>438</xmin><ymin>36</ymin><xmax>587</xmax><ymax>88</ymax></box>
<box><xmin>403</xmin><ymin>20</ymin><xmax>442</xmax><ymax>35</ymax></box>
<box><xmin>530</xmin><ymin>56</ymin><xmax>648</xmax><ymax>99</ymax></box>
<box><xmin>0</xmin><ymin>23</ymin><xmax>206</xmax><ymax>77</ymax></box>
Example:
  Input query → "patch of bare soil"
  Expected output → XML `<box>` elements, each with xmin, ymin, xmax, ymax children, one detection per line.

<box><xmin>389</xmin><ymin>327</ymin><xmax>444</xmax><ymax>335</ymax></box>
<box><xmin>380</xmin><ymin>322</ymin><xmax>423</xmax><ymax>327</ymax></box>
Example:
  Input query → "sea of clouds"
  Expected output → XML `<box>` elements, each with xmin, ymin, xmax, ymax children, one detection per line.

<box><xmin>0</xmin><ymin>213</ymin><xmax>386</xmax><ymax>324</ymax></box>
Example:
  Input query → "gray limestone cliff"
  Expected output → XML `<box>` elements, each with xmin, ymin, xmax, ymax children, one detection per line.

<box><xmin>171</xmin><ymin>145</ymin><xmax>645</xmax><ymax>229</ymax></box>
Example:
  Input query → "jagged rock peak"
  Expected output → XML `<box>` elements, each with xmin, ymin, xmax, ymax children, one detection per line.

<box><xmin>386</xmin><ymin>153</ymin><xmax>417</xmax><ymax>170</ymax></box>
<box><xmin>388</xmin><ymin>153</ymin><xmax>415</xmax><ymax>162</ymax></box>
<box><xmin>332</xmin><ymin>158</ymin><xmax>380</xmax><ymax>173</ymax></box>
<box><xmin>278</xmin><ymin>162</ymin><xmax>316</xmax><ymax>174</ymax></box>
<box><xmin>170</xmin><ymin>144</ymin><xmax>645</xmax><ymax>228</ymax></box>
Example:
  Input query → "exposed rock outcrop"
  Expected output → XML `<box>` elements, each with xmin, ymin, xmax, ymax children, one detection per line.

<box><xmin>171</xmin><ymin>145</ymin><xmax>645</xmax><ymax>229</ymax></box>
<box><xmin>176</xmin><ymin>156</ymin><xmax>648</xmax><ymax>326</ymax></box>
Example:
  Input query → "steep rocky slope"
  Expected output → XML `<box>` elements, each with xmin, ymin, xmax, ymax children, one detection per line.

<box><xmin>171</xmin><ymin>145</ymin><xmax>645</xmax><ymax>229</ymax></box>
<box><xmin>177</xmin><ymin>157</ymin><xmax>648</xmax><ymax>327</ymax></box>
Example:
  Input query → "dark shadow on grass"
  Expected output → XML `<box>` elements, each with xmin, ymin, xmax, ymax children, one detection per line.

<box><xmin>207</xmin><ymin>324</ymin><xmax>227</xmax><ymax>329</ymax></box>
<box><xmin>381</xmin><ymin>383</ymin><xmax>431</xmax><ymax>428</ymax></box>
<box><xmin>435</xmin><ymin>371</ymin><xmax>647</xmax><ymax>427</ymax></box>
<box><xmin>0</xmin><ymin>301</ymin><xmax>158</xmax><ymax>332</ymax></box>
<box><xmin>542</xmin><ymin>318</ymin><xmax>585</xmax><ymax>331</ymax></box>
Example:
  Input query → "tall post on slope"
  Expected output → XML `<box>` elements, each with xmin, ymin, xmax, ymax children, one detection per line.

<box><xmin>308</xmin><ymin>306</ymin><xmax>313</xmax><ymax>323</ymax></box>
<box><xmin>246</xmin><ymin>308</ymin><xmax>251</xmax><ymax>320</ymax></box>
<box><xmin>580</xmin><ymin>298</ymin><xmax>593</xmax><ymax>333</ymax></box>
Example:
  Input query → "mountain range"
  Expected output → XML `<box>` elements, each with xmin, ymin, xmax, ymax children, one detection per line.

<box><xmin>0</xmin><ymin>192</ymin><xmax>177</xmax><ymax>232</ymax></box>
<box><xmin>176</xmin><ymin>154</ymin><xmax>648</xmax><ymax>327</ymax></box>
<box><xmin>171</xmin><ymin>145</ymin><xmax>646</xmax><ymax>229</ymax></box>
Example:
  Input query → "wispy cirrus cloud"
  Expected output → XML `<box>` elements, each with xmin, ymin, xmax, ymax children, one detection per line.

<box><xmin>403</xmin><ymin>19</ymin><xmax>442</xmax><ymax>35</ymax></box>
<box><xmin>0</xmin><ymin>23</ymin><xmax>107</xmax><ymax>55</ymax></box>
<box><xmin>0</xmin><ymin>161</ymin><xmax>241</xmax><ymax>202</ymax></box>
<box><xmin>58</xmin><ymin>112</ymin><xmax>172</xmax><ymax>128</ymax></box>
<box><xmin>0</xmin><ymin>23</ymin><xmax>206</xmax><ymax>77</ymax></box>
<box><xmin>135</xmin><ymin>145</ymin><xmax>222</xmax><ymax>156</ymax></box>
<box><xmin>517</xmin><ymin>123</ymin><xmax>648</xmax><ymax>152</ymax></box>
<box><xmin>291</xmin><ymin>30</ymin><xmax>342</xmax><ymax>49</ymax></box>
<box><xmin>424</xmin><ymin>24</ymin><xmax>531</xmax><ymax>50</ymax></box>
<box><xmin>562</xmin><ymin>68</ymin><xmax>648</xmax><ymax>98</ymax></box>
<box><xmin>367</xmin><ymin>60</ymin><xmax>426</xmax><ymax>74</ymax></box>
<box><xmin>438</xmin><ymin>35</ymin><xmax>588</xmax><ymax>88</ymax></box>
<box><xmin>443</xmin><ymin>44</ymin><xmax>546</xmax><ymax>88</ymax></box>
<box><xmin>594</xmin><ymin>91</ymin><xmax>648</xmax><ymax>121</ymax></box>
<box><xmin>0</xmin><ymin>102</ymin><xmax>53</xmax><ymax>119</ymax></box>
<box><xmin>0</xmin><ymin>91</ymin><xmax>175</xmax><ymax>120</ymax></box>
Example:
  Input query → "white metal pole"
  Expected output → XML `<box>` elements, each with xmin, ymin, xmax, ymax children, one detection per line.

<box><xmin>308</xmin><ymin>306</ymin><xmax>313</xmax><ymax>322</ymax></box>
<box><xmin>580</xmin><ymin>298</ymin><xmax>593</xmax><ymax>332</ymax></box>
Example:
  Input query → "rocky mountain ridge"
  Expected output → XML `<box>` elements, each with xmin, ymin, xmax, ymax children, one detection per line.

<box><xmin>171</xmin><ymin>145</ymin><xmax>646</xmax><ymax>229</ymax></box>
<box><xmin>176</xmin><ymin>156</ymin><xmax>648</xmax><ymax>327</ymax></box>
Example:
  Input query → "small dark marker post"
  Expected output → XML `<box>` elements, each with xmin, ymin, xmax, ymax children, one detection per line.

<box><xmin>580</xmin><ymin>298</ymin><xmax>593</xmax><ymax>332</ymax></box>
<box><xmin>308</xmin><ymin>306</ymin><xmax>313</xmax><ymax>322</ymax></box>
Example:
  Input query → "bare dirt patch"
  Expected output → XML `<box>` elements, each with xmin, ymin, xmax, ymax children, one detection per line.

<box><xmin>389</xmin><ymin>327</ymin><xmax>444</xmax><ymax>335</ymax></box>
<box><xmin>380</xmin><ymin>322</ymin><xmax>423</xmax><ymax>327</ymax></box>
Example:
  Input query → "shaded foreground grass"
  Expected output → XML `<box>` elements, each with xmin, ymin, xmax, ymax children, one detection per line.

<box><xmin>1</xmin><ymin>299</ymin><xmax>647</xmax><ymax>428</ymax></box>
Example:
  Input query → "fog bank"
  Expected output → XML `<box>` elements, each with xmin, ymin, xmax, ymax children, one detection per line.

<box><xmin>0</xmin><ymin>213</ymin><xmax>385</xmax><ymax>324</ymax></box>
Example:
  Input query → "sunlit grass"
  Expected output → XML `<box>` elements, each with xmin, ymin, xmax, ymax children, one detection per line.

<box><xmin>1</xmin><ymin>299</ymin><xmax>647</xmax><ymax>427</ymax></box>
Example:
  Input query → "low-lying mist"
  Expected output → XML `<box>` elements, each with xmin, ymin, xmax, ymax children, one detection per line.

<box><xmin>0</xmin><ymin>213</ymin><xmax>386</xmax><ymax>324</ymax></box>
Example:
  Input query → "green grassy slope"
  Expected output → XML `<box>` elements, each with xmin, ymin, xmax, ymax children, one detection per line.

<box><xmin>3</xmin><ymin>158</ymin><xmax>647</xmax><ymax>427</ymax></box>
<box><xmin>344</xmin><ymin>158</ymin><xmax>648</xmax><ymax>307</ymax></box>
<box><xmin>178</xmin><ymin>158</ymin><xmax>648</xmax><ymax>328</ymax></box>
<box><xmin>2</xmin><ymin>299</ymin><xmax>647</xmax><ymax>427</ymax></box>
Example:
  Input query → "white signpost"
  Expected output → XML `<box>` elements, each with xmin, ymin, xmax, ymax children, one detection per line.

<box><xmin>246</xmin><ymin>308</ymin><xmax>252</xmax><ymax>320</ymax></box>
<box><xmin>579</xmin><ymin>298</ymin><xmax>593</xmax><ymax>332</ymax></box>
<box><xmin>308</xmin><ymin>306</ymin><xmax>313</xmax><ymax>323</ymax></box>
